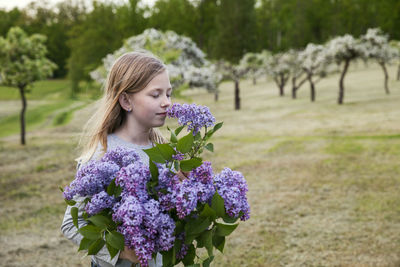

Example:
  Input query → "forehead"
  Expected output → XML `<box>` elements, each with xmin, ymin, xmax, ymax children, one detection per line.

<box><xmin>143</xmin><ymin>70</ymin><xmax>172</xmax><ymax>91</ymax></box>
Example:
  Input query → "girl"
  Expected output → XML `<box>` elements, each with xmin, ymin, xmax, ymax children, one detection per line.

<box><xmin>61</xmin><ymin>52</ymin><xmax>173</xmax><ymax>267</ymax></box>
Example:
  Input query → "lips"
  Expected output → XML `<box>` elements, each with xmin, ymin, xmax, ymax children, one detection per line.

<box><xmin>157</xmin><ymin>112</ymin><xmax>167</xmax><ymax>116</ymax></box>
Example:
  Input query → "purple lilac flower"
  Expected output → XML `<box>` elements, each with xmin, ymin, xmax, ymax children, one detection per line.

<box><xmin>214</xmin><ymin>168</ymin><xmax>250</xmax><ymax>221</ymax></box>
<box><xmin>156</xmin><ymin>164</ymin><xmax>180</xmax><ymax>212</ymax></box>
<box><xmin>167</xmin><ymin>103</ymin><xmax>216</xmax><ymax>135</ymax></box>
<box><xmin>176</xmin><ymin>233</ymin><xmax>188</xmax><ymax>260</ymax></box>
<box><xmin>101</xmin><ymin>146</ymin><xmax>141</xmax><ymax>168</ymax></box>
<box><xmin>114</xmin><ymin>195</ymin><xmax>175</xmax><ymax>267</ymax></box>
<box><xmin>115</xmin><ymin>161</ymin><xmax>151</xmax><ymax>202</ymax></box>
<box><xmin>173</xmin><ymin>162</ymin><xmax>215</xmax><ymax>218</ymax></box>
<box><xmin>85</xmin><ymin>191</ymin><xmax>116</xmax><ymax>215</ymax></box>
<box><xmin>172</xmin><ymin>152</ymin><xmax>185</xmax><ymax>161</ymax></box>
<box><xmin>63</xmin><ymin>161</ymin><xmax>120</xmax><ymax>200</ymax></box>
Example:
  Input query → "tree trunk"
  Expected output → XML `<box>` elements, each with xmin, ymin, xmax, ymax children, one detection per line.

<box><xmin>397</xmin><ymin>64</ymin><xmax>400</xmax><ymax>81</ymax></box>
<box><xmin>214</xmin><ymin>91</ymin><xmax>219</xmax><ymax>102</ymax></box>
<box><xmin>18</xmin><ymin>85</ymin><xmax>27</xmax><ymax>145</ymax></box>
<box><xmin>292</xmin><ymin>77</ymin><xmax>297</xmax><ymax>99</ymax></box>
<box><xmin>308</xmin><ymin>75</ymin><xmax>315</xmax><ymax>102</ymax></box>
<box><xmin>279</xmin><ymin>74</ymin><xmax>285</xmax><ymax>96</ymax></box>
<box><xmin>338</xmin><ymin>59</ymin><xmax>350</xmax><ymax>105</ymax></box>
<box><xmin>252</xmin><ymin>76</ymin><xmax>256</xmax><ymax>85</ymax></box>
<box><xmin>234</xmin><ymin>79</ymin><xmax>240</xmax><ymax>110</ymax></box>
<box><xmin>379</xmin><ymin>62</ymin><xmax>390</xmax><ymax>94</ymax></box>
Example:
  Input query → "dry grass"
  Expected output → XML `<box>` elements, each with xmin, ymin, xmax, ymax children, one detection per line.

<box><xmin>1</xmin><ymin>63</ymin><xmax>400</xmax><ymax>266</ymax></box>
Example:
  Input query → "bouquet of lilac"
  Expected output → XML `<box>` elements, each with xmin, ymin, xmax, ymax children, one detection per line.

<box><xmin>62</xmin><ymin>103</ymin><xmax>250</xmax><ymax>267</ymax></box>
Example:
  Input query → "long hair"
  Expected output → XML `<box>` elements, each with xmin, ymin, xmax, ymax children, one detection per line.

<box><xmin>77</xmin><ymin>51</ymin><xmax>167</xmax><ymax>164</ymax></box>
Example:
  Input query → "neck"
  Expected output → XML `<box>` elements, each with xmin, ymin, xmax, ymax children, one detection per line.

<box><xmin>114</xmin><ymin>119</ymin><xmax>152</xmax><ymax>146</ymax></box>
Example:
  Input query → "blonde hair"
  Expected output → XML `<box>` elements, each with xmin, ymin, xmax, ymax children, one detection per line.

<box><xmin>77</xmin><ymin>52</ymin><xmax>167</xmax><ymax>164</ymax></box>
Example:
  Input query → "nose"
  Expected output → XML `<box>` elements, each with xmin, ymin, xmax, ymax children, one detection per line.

<box><xmin>161</xmin><ymin>95</ymin><xmax>171</xmax><ymax>108</ymax></box>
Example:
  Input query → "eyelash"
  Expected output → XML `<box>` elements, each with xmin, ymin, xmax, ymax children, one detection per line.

<box><xmin>152</xmin><ymin>94</ymin><xmax>171</xmax><ymax>98</ymax></box>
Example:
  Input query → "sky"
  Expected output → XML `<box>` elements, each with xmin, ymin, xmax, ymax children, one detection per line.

<box><xmin>0</xmin><ymin>0</ymin><xmax>156</xmax><ymax>11</ymax></box>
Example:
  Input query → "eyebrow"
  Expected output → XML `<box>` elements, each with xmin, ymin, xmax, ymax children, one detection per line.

<box><xmin>150</xmin><ymin>88</ymin><xmax>172</xmax><ymax>92</ymax></box>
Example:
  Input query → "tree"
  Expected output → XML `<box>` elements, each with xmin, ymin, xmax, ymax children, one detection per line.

<box><xmin>216</xmin><ymin>60</ymin><xmax>248</xmax><ymax>110</ymax></box>
<box><xmin>213</xmin><ymin>0</ymin><xmax>257</xmax><ymax>62</ymax></box>
<box><xmin>67</xmin><ymin>1</ymin><xmax>123</xmax><ymax>97</ymax></box>
<box><xmin>0</xmin><ymin>27</ymin><xmax>57</xmax><ymax>145</ymax></box>
<box><xmin>298</xmin><ymin>44</ymin><xmax>329</xmax><ymax>102</ymax></box>
<box><xmin>361</xmin><ymin>28</ymin><xmax>399</xmax><ymax>94</ymax></box>
<box><xmin>390</xmin><ymin>40</ymin><xmax>400</xmax><ymax>80</ymax></box>
<box><xmin>266</xmin><ymin>52</ymin><xmax>291</xmax><ymax>96</ymax></box>
<box><xmin>325</xmin><ymin>34</ymin><xmax>367</xmax><ymax>104</ymax></box>
<box><xmin>239</xmin><ymin>51</ymin><xmax>269</xmax><ymax>85</ymax></box>
<box><xmin>90</xmin><ymin>29</ymin><xmax>220</xmax><ymax>96</ymax></box>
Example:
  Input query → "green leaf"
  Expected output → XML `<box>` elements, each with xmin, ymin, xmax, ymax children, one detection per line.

<box><xmin>156</xmin><ymin>143</ymin><xmax>175</xmax><ymax>161</ymax></box>
<box><xmin>204</xmin><ymin>143</ymin><xmax>214</xmax><ymax>152</ymax></box>
<box><xmin>143</xmin><ymin>147</ymin><xmax>165</xmax><ymax>163</ymax></box>
<box><xmin>213</xmin><ymin>122</ymin><xmax>223</xmax><ymax>132</ymax></box>
<box><xmin>184</xmin><ymin>233</ymin><xmax>197</xmax><ymax>245</ymax></box>
<box><xmin>202</xmin><ymin>256</ymin><xmax>215</xmax><ymax>267</ymax></box>
<box><xmin>168</xmin><ymin>127</ymin><xmax>178</xmax><ymax>143</ymax></box>
<box><xmin>196</xmin><ymin>230</ymin><xmax>213</xmax><ymax>257</ymax></box>
<box><xmin>211</xmin><ymin>192</ymin><xmax>225</xmax><ymax>218</ymax></box>
<box><xmin>215</xmin><ymin>223</ymin><xmax>238</xmax><ymax>237</ymax></box>
<box><xmin>79</xmin><ymin>225</ymin><xmax>102</xmax><ymax>240</ymax></box>
<box><xmin>105</xmin><ymin>231</ymin><xmax>125</xmax><ymax>250</ymax></box>
<box><xmin>78</xmin><ymin>237</ymin><xmax>95</xmax><ymax>251</ymax></box>
<box><xmin>182</xmin><ymin>244</ymin><xmax>195</xmax><ymax>265</ymax></box>
<box><xmin>175</xmin><ymin>125</ymin><xmax>185</xmax><ymax>136</ymax></box>
<box><xmin>212</xmin><ymin>235</ymin><xmax>225</xmax><ymax>253</ymax></box>
<box><xmin>106</xmin><ymin>241</ymin><xmax>119</xmax><ymax>259</ymax></box>
<box><xmin>71</xmin><ymin>207</ymin><xmax>78</xmax><ymax>228</ymax></box>
<box><xmin>65</xmin><ymin>199</ymin><xmax>76</xmax><ymax>206</ymax></box>
<box><xmin>194</xmin><ymin>131</ymin><xmax>201</xmax><ymax>141</ymax></box>
<box><xmin>200</xmin><ymin>204</ymin><xmax>216</xmax><ymax>221</ymax></box>
<box><xmin>107</xmin><ymin>178</ymin><xmax>116</xmax><ymax>196</ymax></box>
<box><xmin>149</xmin><ymin>160</ymin><xmax>159</xmax><ymax>180</ymax></box>
<box><xmin>87</xmin><ymin>214</ymin><xmax>112</xmax><ymax>229</ymax></box>
<box><xmin>59</xmin><ymin>186</ymin><xmax>64</xmax><ymax>193</ymax></box>
<box><xmin>115</xmin><ymin>186</ymin><xmax>122</xmax><ymax>198</ymax></box>
<box><xmin>88</xmin><ymin>238</ymin><xmax>105</xmax><ymax>255</ymax></box>
<box><xmin>180</xmin><ymin>157</ymin><xmax>202</xmax><ymax>172</ymax></box>
<box><xmin>161</xmin><ymin>247</ymin><xmax>174</xmax><ymax>267</ymax></box>
<box><xmin>222</xmin><ymin>215</ymin><xmax>239</xmax><ymax>224</ymax></box>
<box><xmin>186</xmin><ymin>217</ymin><xmax>210</xmax><ymax>235</ymax></box>
<box><xmin>177</xmin><ymin>131</ymin><xmax>194</xmax><ymax>153</ymax></box>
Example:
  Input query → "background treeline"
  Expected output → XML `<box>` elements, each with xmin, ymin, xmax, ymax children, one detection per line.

<box><xmin>1</xmin><ymin>0</ymin><xmax>399</xmax><ymax>84</ymax></box>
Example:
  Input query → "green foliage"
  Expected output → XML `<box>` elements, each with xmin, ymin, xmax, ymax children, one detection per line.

<box><xmin>0</xmin><ymin>27</ymin><xmax>57</xmax><ymax>89</ymax></box>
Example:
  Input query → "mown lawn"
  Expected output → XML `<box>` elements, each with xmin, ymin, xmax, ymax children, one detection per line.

<box><xmin>0</xmin><ymin>63</ymin><xmax>400</xmax><ymax>266</ymax></box>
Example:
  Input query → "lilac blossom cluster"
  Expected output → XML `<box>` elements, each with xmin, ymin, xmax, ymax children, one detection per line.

<box><xmin>173</xmin><ymin>162</ymin><xmax>215</xmax><ymax>219</ymax></box>
<box><xmin>85</xmin><ymin>191</ymin><xmax>116</xmax><ymax>215</ymax></box>
<box><xmin>63</xmin><ymin>160</ymin><xmax>120</xmax><ymax>200</ymax></box>
<box><xmin>214</xmin><ymin>168</ymin><xmax>250</xmax><ymax>221</ymax></box>
<box><xmin>167</xmin><ymin>103</ymin><xmax>216</xmax><ymax>135</ymax></box>
<box><xmin>63</xmin><ymin>147</ymin><xmax>176</xmax><ymax>266</ymax></box>
<box><xmin>112</xmin><ymin>162</ymin><xmax>175</xmax><ymax>266</ymax></box>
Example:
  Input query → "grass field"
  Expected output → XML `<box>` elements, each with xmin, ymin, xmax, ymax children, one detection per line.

<box><xmin>0</xmin><ymin>62</ymin><xmax>400</xmax><ymax>266</ymax></box>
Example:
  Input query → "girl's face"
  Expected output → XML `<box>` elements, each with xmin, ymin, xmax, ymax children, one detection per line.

<box><xmin>129</xmin><ymin>70</ymin><xmax>172</xmax><ymax>129</ymax></box>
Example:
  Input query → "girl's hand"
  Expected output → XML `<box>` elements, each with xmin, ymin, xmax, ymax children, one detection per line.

<box><xmin>119</xmin><ymin>246</ymin><xmax>139</xmax><ymax>264</ymax></box>
<box><xmin>177</xmin><ymin>170</ymin><xmax>189</xmax><ymax>181</ymax></box>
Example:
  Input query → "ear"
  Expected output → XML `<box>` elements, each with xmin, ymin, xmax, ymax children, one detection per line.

<box><xmin>118</xmin><ymin>92</ymin><xmax>132</xmax><ymax>112</ymax></box>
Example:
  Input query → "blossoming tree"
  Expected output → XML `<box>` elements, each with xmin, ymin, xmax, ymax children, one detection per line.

<box><xmin>216</xmin><ymin>60</ymin><xmax>249</xmax><ymax>110</ymax></box>
<box><xmin>265</xmin><ymin>52</ymin><xmax>292</xmax><ymax>96</ymax></box>
<box><xmin>325</xmin><ymin>34</ymin><xmax>367</xmax><ymax>104</ymax></box>
<box><xmin>298</xmin><ymin>43</ymin><xmax>330</xmax><ymax>102</ymax></box>
<box><xmin>361</xmin><ymin>28</ymin><xmax>399</xmax><ymax>94</ymax></box>
<box><xmin>90</xmin><ymin>29</ymin><xmax>220</xmax><ymax>95</ymax></box>
<box><xmin>239</xmin><ymin>51</ymin><xmax>270</xmax><ymax>85</ymax></box>
<box><xmin>390</xmin><ymin>40</ymin><xmax>400</xmax><ymax>81</ymax></box>
<box><xmin>0</xmin><ymin>27</ymin><xmax>57</xmax><ymax>145</ymax></box>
